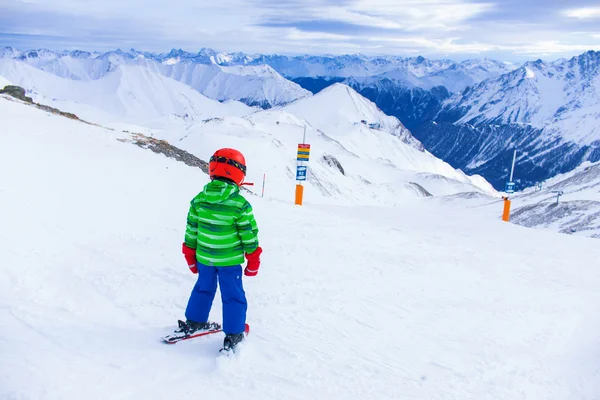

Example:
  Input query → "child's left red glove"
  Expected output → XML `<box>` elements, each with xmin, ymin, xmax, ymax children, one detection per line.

<box><xmin>182</xmin><ymin>243</ymin><xmax>198</xmax><ymax>274</ymax></box>
<box><xmin>244</xmin><ymin>247</ymin><xmax>263</xmax><ymax>276</ymax></box>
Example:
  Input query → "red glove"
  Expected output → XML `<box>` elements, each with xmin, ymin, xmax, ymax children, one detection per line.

<box><xmin>244</xmin><ymin>247</ymin><xmax>263</xmax><ymax>276</ymax></box>
<box><xmin>182</xmin><ymin>243</ymin><xmax>198</xmax><ymax>274</ymax></box>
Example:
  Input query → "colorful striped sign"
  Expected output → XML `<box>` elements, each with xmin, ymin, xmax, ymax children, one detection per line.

<box><xmin>297</xmin><ymin>144</ymin><xmax>311</xmax><ymax>161</ymax></box>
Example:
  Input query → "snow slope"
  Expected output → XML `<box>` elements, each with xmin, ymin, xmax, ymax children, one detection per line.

<box><xmin>282</xmin><ymin>84</ymin><xmax>493</xmax><ymax>193</ymax></box>
<box><xmin>508</xmin><ymin>161</ymin><xmax>600</xmax><ymax>238</ymax></box>
<box><xmin>0</xmin><ymin>59</ymin><xmax>253</xmax><ymax>127</ymax></box>
<box><xmin>428</xmin><ymin>160</ymin><xmax>600</xmax><ymax>238</ymax></box>
<box><xmin>2</xmin><ymin>96</ymin><xmax>600</xmax><ymax>400</ymax></box>
<box><xmin>172</xmin><ymin>84</ymin><xmax>497</xmax><ymax>203</ymax></box>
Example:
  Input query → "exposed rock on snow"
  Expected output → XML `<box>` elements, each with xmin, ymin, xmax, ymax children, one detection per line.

<box><xmin>321</xmin><ymin>154</ymin><xmax>345</xmax><ymax>175</ymax></box>
<box><xmin>118</xmin><ymin>133</ymin><xmax>209</xmax><ymax>174</ymax></box>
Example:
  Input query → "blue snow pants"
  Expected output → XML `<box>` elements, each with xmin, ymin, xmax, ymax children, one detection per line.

<box><xmin>185</xmin><ymin>263</ymin><xmax>247</xmax><ymax>335</ymax></box>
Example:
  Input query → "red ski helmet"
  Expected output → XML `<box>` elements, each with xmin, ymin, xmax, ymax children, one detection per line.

<box><xmin>209</xmin><ymin>148</ymin><xmax>247</xmax><ymax>186</ymax></box>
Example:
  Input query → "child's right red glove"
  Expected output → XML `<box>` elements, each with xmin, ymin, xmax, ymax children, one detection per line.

<box><xmin>182</xmin><ymin>243</ymin><xmax>198</xmax><ymax>274</ymax></box>
<box><xmin>244</xmin><ymin>247</ymin><xmax>263</xmax><ymax>277</ymax></box>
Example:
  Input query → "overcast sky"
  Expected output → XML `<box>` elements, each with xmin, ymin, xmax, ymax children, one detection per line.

<box><xmin>1</xmin><ymin>0</ymin><xmax>600</xmax><ymax>61</ymax></box>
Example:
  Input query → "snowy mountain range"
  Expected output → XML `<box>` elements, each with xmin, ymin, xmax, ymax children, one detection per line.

<box><xmin>4</xmin><ymin>47</ymin><xmax>511</xmax><ymax>84</ymax></box>
<box><xmin>0</xmin><ymin>63</ymin><xmax>497</xmax><ymax>204</ymax></box>
<box><xmin>417</xmin><ymin>51</ymin><xmax>600</xmax><ymax>189</ymax></box>
<box><xmin>0</xmin><ymin>46</ymin><xmax>514</xmax><ymax>134</ymax></box>
<box><xmin>2</xmin><ymin>46</ymin><xmax>599</xmax><ymax>192</ymax></box>
<box><xmin>0</xmin><ymin>47</ymin><xmax>311</xmax><ymax>108</ymax></box>
<box><xmin>285</xmin><ymin>52</ymin><xmax>600</xmax><ymax>191</ymax></box>
<box><xmin>268</xmin><ymin>55</ymin><xmax>514</xmax><ymax>93</ymax></box>
<box><xmin>1</xmin><ymin>47</ymin><xmax>512</xmax><ymax>104</ymax></box>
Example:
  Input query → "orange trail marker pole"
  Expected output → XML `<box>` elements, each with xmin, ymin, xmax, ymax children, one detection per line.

<box><xmin>502</xmin><ymin>197</ymin><xmax>511</xmax><ymax>222</ymax></box>
<box><xmin>295</xmin><ymin>184</ymin><xmax>304</xmax><ymax>206</ymax></box>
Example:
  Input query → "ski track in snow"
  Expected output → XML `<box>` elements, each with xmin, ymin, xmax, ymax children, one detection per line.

<box><xmin>1</xmin><ymin>97</ymin><xmax>600</xmax><ymax>400</ymax></box>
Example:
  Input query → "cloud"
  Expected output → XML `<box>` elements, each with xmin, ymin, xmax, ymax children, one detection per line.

<box><xmin>285</xmin><ymin>29</ymin><xmax>352</xmax><ymax>42</ymax></box>
<box><xmin>349</xmin><ymin>0</ymin><xmax>494</xmax><ymax>31</ymax></box>
<box><xmin>366</xmin><ymin>36</ymin><xmax>496</xmax><ymax>54</ymax></box>
<box><xmin>0</xmin><ymin>0</ymin><xmax>599</xmax><ymax>60</ymax></box>
<box><xmin>510</xmin><ymin>41</ymin><xmax>599</xmax><ymax>55</ymax></box>
<box><xmin>564</xmin><ymin>7</ymin><xmax>600</xmax><ymax>19</ymax></box>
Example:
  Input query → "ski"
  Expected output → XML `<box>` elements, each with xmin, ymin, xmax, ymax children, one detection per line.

<box><xmin>161</xmin><ymin>322</ymin><xmax>250</xmax><ymax>346</ymax></box>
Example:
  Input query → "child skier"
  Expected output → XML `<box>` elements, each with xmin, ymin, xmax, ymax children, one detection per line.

<box><xmin>177</xmin><ymin>148</ymin><xmax>262</xmax><ymax>352</ymax></box>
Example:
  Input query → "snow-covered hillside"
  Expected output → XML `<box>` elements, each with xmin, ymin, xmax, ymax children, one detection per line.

<box><xmin>0</xmin><ymin>59</ymin><xmax>254</xmax><ymax>128</ymax></box>
<box><xmin>2</xmin><ymin>94</ymin><xmax>600</xmax><ymax>400</ymax></box>
<box><xmin>283</xmin><ymin>83</ymin><xmax>419</xmax><ymax>146</ymax></box>
<box><xmin>509</xmin><ymin>161</ymin><xmax>600</xmax><ymax>238</ymax></box>
<box><xmin>171</xmin><ymin>84</ymin><xmax>496</xmax><ymax>202</ymax></box>
<box><xmin>427</xmin><ymin>160</ymin><xmax>600</xmax><ymax>238</ymax></box>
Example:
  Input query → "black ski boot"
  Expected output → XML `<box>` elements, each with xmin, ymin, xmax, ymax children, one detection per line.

<box><xmin>176</xmin><ymin>320</ymin><xmax>220</xmax><ymax>337</ymax></box>
<box><xmin>220</xmin><ymin>332</ymin><xmax>245</xmax><ymax>353</ymax></box>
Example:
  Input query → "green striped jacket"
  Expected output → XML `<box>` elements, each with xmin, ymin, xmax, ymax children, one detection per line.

<box><xmin>184</xmin><ymin>179</ymin><xmax>259</xmax><ymax>267</ymax></box>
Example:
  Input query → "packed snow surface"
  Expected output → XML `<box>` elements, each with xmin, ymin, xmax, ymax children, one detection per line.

<box><xmin>2</xmin><ymin>96</ymin><xmax>600</xmax><ymax>400</ymax></box>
